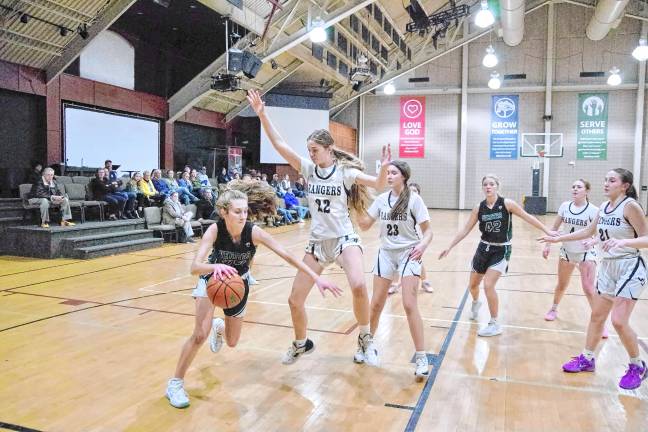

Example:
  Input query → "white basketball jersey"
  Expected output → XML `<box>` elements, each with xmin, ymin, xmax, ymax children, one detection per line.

<box><xmin>367</xmin><ymin>190</ymin><xmax>430</xmax><ymax>250</ymax></box>
<box><xmin>557</xmin><ymin>201</ymin><xmax>598</xmax><ymax>253</ymax></box>
<box><xmin>300</xmin><ymin>157</ymin><xmax>359</xmax><ymax>241</ymax></box>
<box><xmin>597</xmin><ymin>197</ymin><xmax>640</xmax><ymax>259</ymax></box>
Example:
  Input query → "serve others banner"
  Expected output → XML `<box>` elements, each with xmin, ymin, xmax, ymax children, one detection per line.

<box><xmin>490</xmin><ymin>95</ymin><xmax>519</xmax><ymax>160</ymax></box>
<box><xmin>399</xmin><ymin>96</ymin><xmax>425</xmax><ymax>158</ymax></box>
<box><xmin>577</xmin><ymin>93</ymin><xmax>608</xmax><ymax>160</ymax></box>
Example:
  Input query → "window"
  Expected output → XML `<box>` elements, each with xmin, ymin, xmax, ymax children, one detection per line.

<box><xmin>407</xmin><ymin>48</ymin><xmax>412</xmax><ymax>61</ymax></box>
<box><xmin>373</xmin><ymin>6</ymin><xmax>383</xmax><ymax>24</ymax></box>
<box><xmin>371</xmin><ymin>35</ymin><xmax>380</xmax><ymax>53</ymax></box>
<box><xmin>339</xmin><ymin>61</ymin><xmax>348</xmax><ymax>77</ymax></box>
<box><xmin>351</xmin><ymin>44</ymin><xmax>358</xmax><ymax>61</ymax></box>
<box><xmin>312</xmin><ymin>44</ymin><xmax>324</xmax><ymax>60</ymax></box>
<box><xmin>362</xmin><ymin>24</ymin><xmax>369</xmax><ymax>43</ymax></box>
<box><xmin>326</xmin><ymin>26</ymin><xmax>335</xmax><ymax>42</ymax></box>
<box><xmin>350</xmin><ymin>15</ymin><xmax>359</xmax><ymax>33</ymax></box>
<box><xmin>400</xmin><ymin>39</ymin><xmax>407</xmax><ymax>54</ymax></box>
<box><xmin>327</xmin><ymin>51</ymin><xmax>337</xmax><ymax>69</ymax></box>
<box><xmin>392</xmin><ymin>32</ymin><xmax>400</xmax><ymax>47</ymax></box>
<box><xmin>369</xmin><ymin>60</ymin><xmax>377</xmax><ymax>75</ymax></box>
<box><xmin>381</xmin><ymin>46</ymin><xmax>388</xmax><ymax>61</ymax></box>
<box><xmin>383</xmin><ymin>20</ymin><xmax>392</xmax><ymax>36</ymax></box>
<box><xmin>337</xmin><ymin>33</ymin><xmax>348</xmax><ymax>54</ymax></box>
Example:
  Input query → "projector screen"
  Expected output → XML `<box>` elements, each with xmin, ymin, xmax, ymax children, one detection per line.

<box><xmin>64</xmin><ymin>105</ymin><xmax>160</xmax><ymax>173</ymax></box>
<box><xmin>260</xmin><ymin>106</ymin><xmax>329</xmax><ymax>164</ymax></box>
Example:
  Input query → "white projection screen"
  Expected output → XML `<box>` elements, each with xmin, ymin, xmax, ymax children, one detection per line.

<box><xmin>64</xmin><ymin>105</ymin><xmax>160</xmax><ymax>173</ymax></box>
<box><xmin>260</xmin><ymin>106</ymin><xmax>329</xmax><ymax>164</ymax></box>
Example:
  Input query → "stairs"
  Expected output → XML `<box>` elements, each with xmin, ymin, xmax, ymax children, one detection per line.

<box><xmin>59</xmin><ymin>229</ymin><xmax>163</xmax><ymax>259</ymax></box>
<box><xmin>0</xmin><ymin>198</ymin><xmax>26</xmax><ymax>254</ymax></box>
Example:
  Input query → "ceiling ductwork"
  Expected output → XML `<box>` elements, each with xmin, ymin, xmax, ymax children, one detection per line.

<box><xmin>586</xmin><ymin>0</ymin><xmax>629</xmax><ymax>41</ymax></box>
<box><xmin>500</xmin><ymin>0</ymin><xmax>525</xmax><ymax>46</ymax></box>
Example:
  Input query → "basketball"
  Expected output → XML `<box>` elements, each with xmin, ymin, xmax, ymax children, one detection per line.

<box><xmin>206</xmin><ymin>273</ymin><xmax>246</xmax><ymax>309</ymax></box>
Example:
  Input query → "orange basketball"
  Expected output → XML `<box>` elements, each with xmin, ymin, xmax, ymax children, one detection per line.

<box><xmin>206</xmin><ymin>273</ymin><xmax>246</xmax><ymax>309</ymax></box>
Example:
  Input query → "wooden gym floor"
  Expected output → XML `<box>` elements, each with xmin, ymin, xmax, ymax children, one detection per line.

<box><xmin>1</xmin><ymin>209</ymin><xmax>647</xmax><ymax>432</ymax></box>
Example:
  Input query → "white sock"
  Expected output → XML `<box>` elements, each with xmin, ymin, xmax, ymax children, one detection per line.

<box><xmin>415</xmin><ymin>351</ymin><xmax>426</xmax><ymax>359</ymax></box>
<box><xmin>489</xmin><ymin>317</ymin><xmax>498</xmax><ymax>325</ymax></box>
<box><xmin>583</xmin><ymin>349</ymin><xmax>595</xmax><ymax>361</ymax></box>
<box><xmin>551</xmin><ymin>304</ymin><xmax>558</xmax><ymax>311</ymax></box>
<box><xmin>295</xmin><ymin>338</ymin><xmax>306</xmax><ymax>347</ymax></box>
<box><xmin>630</xmin><ymin>356</ymin><xmax>644</xmax><ymax>367</ymax></box>
<box><xmin>358</xmin><ymin>325</ymin><xmax>370</xmax><ymax>336</ymax></box>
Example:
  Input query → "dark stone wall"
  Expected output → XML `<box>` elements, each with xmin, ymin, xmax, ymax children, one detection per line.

<box><xmin>0</xmin><ymin>89</ymin><xmax>46</xmax><ymax>196</ymax></box>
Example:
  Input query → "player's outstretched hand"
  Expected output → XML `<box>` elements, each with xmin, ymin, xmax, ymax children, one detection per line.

<box><xmin>381</xmin><ymin>143</ymin><xmax>391</xmax><ymax>166</ymax></box>
<box><xmin>212</xmin><ymin>264</ymin><xmax>238</xmax><ymax>279</ymax></box>
<box><xmin>601</xmin><ymin>238</ymin><xmax>626</xmax><ymax>252</ymax></box>
<box><xmin>438</xmin><ymin>248</ymin><xmax>451</xmax><ymax>259</ymax></box>
<box><xmin>247</xmin><ymin>89</ymin><xmax>265</xmax><ymax>116</ymax></box>
<box><xmin>542</xmin><ymin>244</ymin><xmax>551</xmax><ymax>259</ymax></box>
<box><xmin>315</xmin><ymin>277</ymin><xmax>343</xmax><ymax>298</ymax></box>
<box><xmin>537</xmin><ymin>234</ymin><xmax>560</xmax><ymax>244</ymax></box>
<box><xmin>410</xmin><ymin>243</ymin><xmax>426</xmax><ymax>260</ymax></box>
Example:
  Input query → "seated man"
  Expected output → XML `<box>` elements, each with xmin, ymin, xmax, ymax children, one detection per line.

<box><xmin>284</xmin><ymin>190</ymin><xmax>308</xmax><ymax>222</ymax></box>
<box><xmin>197</xmin><ymin>166</ymin><xmax>211</xmax><ymax>188</ymax></box>
<box><xmin>293</xmin><ymin>176</ymin><xmax>307</xmax><ymax>197</ymax></box>
<box><xmin>138</xmin><ymin>170</ymin><xmax>164</xmax><ymax>206</ymax></box>
<box><xmin>106</xmin><ymin>159</ymin><xmax>137</xmax><ymax>218</ymax></box>
<box><xmin>152</xmin><ymin>169</ymin><xmax>172</xmax><ymax>199</ymax></box>
<box><xmin>164</xmin><ymin>169</ymin><xmax>199</xmax><ymax>205</ymax></box>
<box><xmin>162</xmin><ymin>191</ymin><xmax>195</xmax><ymax>243</ymax></box>
<box><xmin>29</xmin><ymin>167</ymin><xmax>75</xmax><ymax>228</ymax></box>
<box><xmin>90</xmin><ymin>168</ymin><xmax>127</xmax><ymax>220</ymax></box>
<box><xmin>195</xmin><ymin>188</ymin><xmax>218</xmax><ymax>221</ymax></box>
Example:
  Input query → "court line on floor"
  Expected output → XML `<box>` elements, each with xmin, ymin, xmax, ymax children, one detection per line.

<box><xmin>405</xmin><ymin>287</ymin><xmax>470</xmax><ymax>432</ymax></box>
<box><xmin>0</xmin><ymin>421</ymin><xmax>43</xmax><ymax>432</ymax></box>
<box><xmin>0</xmin><ymin>260</ymin><xmax>83</xmax><ymax>277</ymax></box>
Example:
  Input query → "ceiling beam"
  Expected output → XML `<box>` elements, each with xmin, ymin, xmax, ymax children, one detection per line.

<box><xmin>331</xmin><ymin>0</ymin><xmax>550</xmax><ymax>110</ymax></box>
<box><xmin>226</xmin><ymin>60</ymin><xmax>304</xmax><ymax>121</ymax></box>
<box><xmin>44</xmin><ymin>0</ymin><xmax>136</xmax><ymax>83</ymax></box>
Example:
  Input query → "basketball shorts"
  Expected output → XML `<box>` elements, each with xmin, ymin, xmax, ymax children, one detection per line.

<box><xmin>471</xmin><ymin>242</ymin><xmax>511</xmax><ymax>275</ymax></box>
<box><xmin>597</xmin><ymin>256</ymin><xmax>647</xmax><ymax>300</ymax></box>
<box><xmin>373</xmin><ymin>247</ymin><xmax>421</xmax><ymax>280</ymax></box>
<box><xmin>559</xmin><ymin>247</ymin><xmax>597</xmax><ymax>263</ymax></box>
<box><xmin>192</xmin><ymin>275</ymin><xmax>250</xmax><ymax>318</ymax></box>
<box><xmin>305</xmin><ymin>233</ymin><xmax>363</xmax><ymax>266</ymax></box>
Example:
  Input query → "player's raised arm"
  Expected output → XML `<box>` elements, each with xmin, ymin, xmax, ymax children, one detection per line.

<box><xmin>247</xmin><ymin>89</ymin><xmax>302</xmax><ymax>171</ymax></box>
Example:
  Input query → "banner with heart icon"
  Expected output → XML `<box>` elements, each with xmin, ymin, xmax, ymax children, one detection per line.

<box><xmin>399</xmin><ymin>96</ymin><xmax>426</xmax><ymax>158</ymax></box>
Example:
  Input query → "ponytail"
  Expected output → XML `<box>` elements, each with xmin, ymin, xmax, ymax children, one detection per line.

<box><xmin>388</xmin><ymin>161</ymin><xmax>412</xmax><ymax>220</ymax></box>
<box><xmin>612</xmin><ymin>168</ymin><xmax>638</xmax><ymax>199</ymax></box>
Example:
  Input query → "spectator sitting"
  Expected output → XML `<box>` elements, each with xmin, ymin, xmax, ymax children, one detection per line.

<box><xmin>151</xmin><ymin>169</ymin><xmax>171</xmax><ymax>199</ymax></box>
<box><xmin>270</xmin><ymin>173</ymin><xmax>280</xmax><ymax>190</ymax></box>
<box><xmin>29</xmin><ymin>162</ymin><xmax>43</xmax><ymax>184</ymax></box>
<box><xmin>106</xmin><ymin>159</ymin><xmax>137</xmax><ymax>218</ymax></box>
<box><xmin>162</xmin><ymin>191</ymin><xmax>195</xmax><ymax>243</ymax></box>
<box><xmin>217</xmin><ymin>167</ymin><xmax>231</xmax><ymax>184</ymax></box>
<box><xmin>189</xmin><ymin>169</ymin><xmax>205</xmax><ymax>194</ymax></box>
<box><xmin>198</xmin><ymin>166</ymin><xmax>210</xmax><ymax>187</ymax></box>
<box><xmin>196</xmin><ymin>188</ymin><xmax>218</xmax><ymax>221</ymax></box>
<box><xmin>260</xmin><ymin>173</ymin><xmax>269</xmax><ymax>185</ymax></box>
<box><xmin>183</xmin><ymin>165</ymin><xmax>192</xmax><ymax>174</ymax></box>
<box><xmin>276</xmin><ymin>206</ymin><xmax>296</xmax><ymax>224</ymax></box>
<box><xmin>137</xmin><ymin>170</ymin><xmax>164</xmax><ymax>207</ymax></box>
<box><xmin>281</xmin><ymin>174</ymin><xmax>292</xmax><ymax>193</ymax></box>
<box><xmin>90</xmin><ymin>168</ymin><xmax>127</xmax><ymax>220</ymax></box>
<box><xmin>293</xmin><ymin>176</ymin><xmax>306</xmax><ymax>197</ymax></box>
<box><xmin>125</xmin><ymin>172</ymin><xmax>146</xmax><ymax>216</ymax></box>
<box><xmin>29</xmin><ymin>167</ymin><xmax>75</xmax><ymax>228</ymax></box>
<box><xmin>284</xmin><ymin>190</ymin><xmax>308</xmax><ymax>222</ymax></box>
<box><xmin>178</xmin><ymin>171</ymin><xmax>196</xmax><ymax>195</ymax></box>
<box><xmin>164</xmin><ymin>169</ymin><xmax>199</xmax><ymax>205</ymax></box>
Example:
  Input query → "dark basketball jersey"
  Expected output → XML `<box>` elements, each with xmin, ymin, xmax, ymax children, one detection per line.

<box><xmin>478</xmin><ymin>196</ymin><xmax>512</xmax><ymax>243</ymax></box>
<box><xmin>207</xmin><ymin>219</ymin><xmax>257</xmax><ymax>276</ymax></box>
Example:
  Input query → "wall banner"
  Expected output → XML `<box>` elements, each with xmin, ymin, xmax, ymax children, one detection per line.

<box><xmin>577</xmin><ymin>93</ymin><xmax>608</xmax><ymax>160</ymax></box>
<box><xmin>399</xmin><ymin>96</ymin><xmax>425</xmax><ymax>158</ymax></box>
<box><xmin>490</xmin><ymin>95</ymin><xmax>519</xmax><ymax>160</ymax></box>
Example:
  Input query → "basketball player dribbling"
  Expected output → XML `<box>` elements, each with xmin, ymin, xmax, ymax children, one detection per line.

<box><xmin>247</xmin><ymin>89</ymin><xmax>391</xmax><ymax>366</ymax></box>
<box><xmin>166</xmin><ymin>190</ymin><xmax>340</xmax><ymax>408</ymax></box>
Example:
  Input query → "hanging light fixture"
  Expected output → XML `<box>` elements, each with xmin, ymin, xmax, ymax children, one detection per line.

<box><xmin>607</xmin><ymin>67</ymin><xmax>621</xmax><ymax>86</ymax></box>
<box><xmin>488</xmin><ymin>71</ymin><xmax>501</xmax><ymax>89</ymax></box>
<box><xmin>475</xmin><ymin>0</ymin><xmax>495</xmax><ymax>28</ymax></box>
<box><xmin>309</xmin><ymin>16</ymin><xmax>327</xmax><ymax>43</ymax></box>
<box><xmin>383</xmin><ymin>82</ymin><xmax>395</xmax><ymax>95</ymax></box>
<box><xmin>632</xmin><ymin>39</ymin><xmax>648</xmax><ymax>61</ymax></box>
<box><xmin>482</xmin><ymin>45</ymin><xmax>498</xmax><ymax>68</ymax></box>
